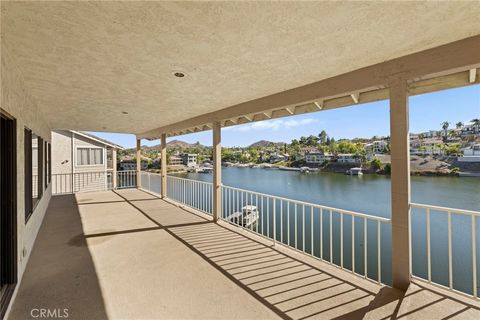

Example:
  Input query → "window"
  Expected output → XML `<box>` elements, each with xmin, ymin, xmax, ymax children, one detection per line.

<box><xmin>48</xmin><ymin>142</ymin><xmax>51</xmax><ymax>184</ymax></box>
<box><xmin>24</xmin><ymin>128</ymin><xmax>44</xmax><ymax>222</ymax></box>
<box><xmin>76</xmin><ymin>147</ymin><xmax>103</xmax><ymax>166</ymax></box>
<box><xmin>44</xmin><ymin>141</ymin><xmax>50</xmax><ymax>189</ymax></box>
<box><xmin>24</xmin><ymin>128</ymin><xmax>32</xmax><ymax>220</ymax></box>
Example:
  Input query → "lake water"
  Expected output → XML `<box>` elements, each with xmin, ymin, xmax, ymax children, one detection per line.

<box><xmin>141</xmin><ymin>167</ymin><xmax>480</xmax><ymax>294</ymax></box>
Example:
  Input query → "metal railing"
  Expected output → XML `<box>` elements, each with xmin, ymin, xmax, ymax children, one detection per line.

<box><xmin>221</xmin><ymin>185</ymin><xmax>390</xmax><ymax>284</ymax></box>
<box><xmin>52</xmin><ymin>170</ymin><xmax>137</xmax><ymax>194</ymax></box>
<box><xmin>410</xmin><ymin>203</ymin><xmax>480</xmax><ymax>299</ymax></box>
<box><xmin>52</xmin><ymin>171</ymin><xmax>110</xmax><ymax>194</ymax></box>
<box><xmin>116</xmin><ymin>170</ymin><xmax>137</xmax><ymax>189</ymax></box>
<box><xmin>165</xmin><ymin>175</ymin><xmax>390</xmax><ymax>284</ymax></box>
<box><xmin>140</xmin><ymin>171</ymin><xmax>162</xmax><ymax>195</ymax></box>
<box><xmin>166</xmin><ymin>175</ymin><xmax>213</xmax><ymax>215</ymax></box>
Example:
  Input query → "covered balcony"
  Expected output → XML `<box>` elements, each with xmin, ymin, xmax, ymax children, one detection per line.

<box><xmin>8</xmin><ymin>188</ymin><xmax>480</xmax><ymax>319</ymax></box>
<box><xmin>1</xmin><ymin>1</ymin><xmax>480</xmax><ymax>319</ymax></box>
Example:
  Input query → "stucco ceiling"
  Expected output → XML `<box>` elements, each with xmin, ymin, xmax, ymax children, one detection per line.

<box><xmin>2</xmin><ymin>1</ymin><xmax>480</xmax><ymax>134</ymax></box>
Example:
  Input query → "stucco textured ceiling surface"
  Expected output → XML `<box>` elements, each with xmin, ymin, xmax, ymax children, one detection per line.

<box><xmin>2</xmin><ymin>1</ymin><xmax>480</xmax><ymax>134</ymax></box>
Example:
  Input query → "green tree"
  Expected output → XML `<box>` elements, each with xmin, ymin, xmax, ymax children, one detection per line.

<box><xmin>318</xmin><ymin>130</ymin><xmax>328</xmax><ymax>145</ymax></box>
<box><xmin>456</xmin><ymin>122</ymin><xmax>464</xmax><ymax>129</ymax></box>
<box><xmin>337</xmin><ymin>141</ymin><xmax>357</xmax><ymax>154</ymax></box>
<box><xmin>383</xmin><ymin>163</ymin><xmax>391</xmax><ymax>175</ymax></box>
<box><xmin>248</xmin><ymin>148</ymin><xmax>259</xmax><ymax>163</ymax></box>
<box><xmin>445</xmin><ymin>143</ymin><xmax>461</xmax><ymax>156</ymax></box>
<box><xmin>370</xmin><ymin>158</ymin><xmax>382</xmax><ymax>171</ymax></box>
<box><xmin>306</xmin><ymin>135</ymin><xmax>319</xmax><ymax>146</ymax></box>
<box><xmin>299</xmin><ymin>136</ymin><xmax>307</xmax><ymax>145</ymax></box>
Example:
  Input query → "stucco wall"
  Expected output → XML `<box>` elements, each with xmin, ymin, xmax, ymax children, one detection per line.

<box><xmin>1</xmin><ymin>48</ymin><xmax>52</xmax><ymax>313</ymax></box>
<box><xmin>51</xmin><ymin>130</ymin><xmax>74</xmax><ymax>175</ymax></box>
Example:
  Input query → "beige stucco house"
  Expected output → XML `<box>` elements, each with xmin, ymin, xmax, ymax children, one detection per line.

<box><xmin>51</xmin><ymin>130</ymin><xmax>123</xmax><ymax>193</ymax></box>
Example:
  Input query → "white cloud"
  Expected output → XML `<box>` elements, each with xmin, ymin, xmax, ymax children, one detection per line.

<box><xmin>232</xmin><ymin>118</ymin><xmax>316</xmax><ymax>132</ymax></box>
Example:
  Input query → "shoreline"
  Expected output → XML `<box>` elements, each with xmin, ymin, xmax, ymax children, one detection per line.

<box><xmin>221</xmin><ymin>162</ymin><xmax>477</xmax><ymax>177</ymax></box>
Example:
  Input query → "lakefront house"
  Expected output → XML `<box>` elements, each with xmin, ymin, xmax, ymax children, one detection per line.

<box><xmin>337</xmin><ymin>153</ymin><xmax>360</xmax><ymax>164</ymax></box>
<box><xmin>458</xmin><ymin>144</ymin><xmax>480</xmax><ymax>162</ymax></box>
<box><xmin>305</xmin><ymin>151</ymin><xmax>333</xmax><ymax>164</ymax></box>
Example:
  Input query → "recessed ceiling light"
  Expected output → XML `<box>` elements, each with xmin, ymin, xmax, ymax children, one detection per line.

<box><xmin>122</xmin><ymin>111</ymin><xmax>128</xmax><ymax>115</ymax></box>
<box><xmin>174</xmin><ymin>72</ymin><xmax>185</xmax><ymax>78</ymax></box>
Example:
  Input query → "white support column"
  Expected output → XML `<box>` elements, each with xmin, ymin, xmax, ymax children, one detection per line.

<box><xmin>161</xmin><ymin>133</ymin><xmax>167</xmax><ymax>198</ymax></box>
<box><xmin>136</xmin><ymin>138</ymin><xmax>141</xmax><ymax>188</ymax></box>
<box><xmin>389</xmin><ymin>80</ymin><xmax>411</xmax><ymax>290</ymax></box>
<box><xmin>112</xmin><ymin>148</ymin><xmax>117</xmax><ymax>189</ymax></box>
<box><xmin>212</xmin><ymin>122</ymin><xmax>222</xmax><ymax>222</ymax></box>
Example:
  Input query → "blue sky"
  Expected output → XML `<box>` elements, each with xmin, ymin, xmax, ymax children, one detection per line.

<box><xmin>91</xmin><ymin>85</ymin><xmax>480</xmax><ymax>148</ymax></box>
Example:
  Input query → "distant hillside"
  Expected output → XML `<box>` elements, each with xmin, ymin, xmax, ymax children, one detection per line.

<box><xmin>122</xmin><ymin>140</ymin><xmax>205</xmax><ymax>154</ymax></box>
<box><xmin>167</xmin><ymin>139</ymin><xmax>201</xmax><ymax>148</ymax></box>
<box><xmin>249</xmin><ymin>140</ymin><xmax>285</xmax><ymax>148</ymax></box>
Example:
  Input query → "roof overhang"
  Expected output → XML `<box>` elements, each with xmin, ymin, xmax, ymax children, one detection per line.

<box><xmin>71</xmin><ymin>131</ymin><xmax>124</xmax><ymax>150</ymax></box>
<box><xmin>139</xmin><ymin>35</ymin><xmax>480</xmax><ymax>139</ymax></box>
<box><xmin>2</xmin><ymin>2</ymin><xmax>480</xmax><ymax>136</ymax></box>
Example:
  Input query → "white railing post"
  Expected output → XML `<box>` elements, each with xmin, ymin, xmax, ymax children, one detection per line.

<box><xmin>472</xmin><ymin>215</ymin><xmax>477</xmax><ymax>298</ymax></box>
<box><xmin>389</xmin><ymin>80</ymin><xmax>411</xmax><ymax>290</ymax></box>
<box><xmin>273</xmin><ymin>198</ymin><xmax>276</xmax><ymax>245</ymax></box>
<box><xmin>212</xmin><ymin>121</ymin><xmax>222</xmax><ymax>222</ymax></box>
<box><xmin>448</xmin><ymin>211</ymin><xmax>453</xmax><ymax>289</ymax></box>
<box><xmin>112</xmin><ymin>148</ymin><xmax>117</xmax><ymax>189</ymax></box>
<box><xmin>427</xmin><ymin>208</ymin><xmax>431</xmax><ymax>282</ymax></box>
<box><xmin>136</xmin><ymin>138</ymin><xmax>141</xmax><ymax>188</ymax></box>
<box><xmin>161</xmin><ymin>134</ymin><xmax>167</xmax><ymax>198</ymax></box>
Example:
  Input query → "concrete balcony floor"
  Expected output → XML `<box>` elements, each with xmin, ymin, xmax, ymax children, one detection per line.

<box><xmin>8</xmin><ymin>189</ymin><xmax>480</xmax><ymax>319</ymax></box>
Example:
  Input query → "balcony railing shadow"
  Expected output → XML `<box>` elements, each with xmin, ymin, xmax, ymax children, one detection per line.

<box><xmin>116</xmin><ymin>188</ymin><xmax>480</xmax><ymax>319</ymax></box>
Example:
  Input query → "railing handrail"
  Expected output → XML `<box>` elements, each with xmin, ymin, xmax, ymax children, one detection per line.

<box><xmin>141</xmin><ymin>171</ymin><xmax>161</xmax><ymax>177</ymax></box>
<box><xmin>167</xmin><ymin>174</ymin><xmax>213</xmax><ymax>185</ymax></box>
<box><xmin>411</xmin><ymin>202</ymin><xmax>480</xmax><ymax>216</ymax></box>
<box><xmin>53</xmin><ymin>171</ymin><xmax>111</xmax><ymax>176</ymax></box>
<box><xmin>222</xmin><ymin>184</ymin><xmax>391</xmax><ymax>223</ymax></box>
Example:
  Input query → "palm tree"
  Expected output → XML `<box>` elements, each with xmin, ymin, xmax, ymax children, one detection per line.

<box><xmin>441</xmin><ymin>121</ymin><xmax>449</xmax><ymax>141</ymax></box>
<box><xmin>456</xmin><ymin>121</ymin><xmax>464</xmax><ymax>129</ymax></box>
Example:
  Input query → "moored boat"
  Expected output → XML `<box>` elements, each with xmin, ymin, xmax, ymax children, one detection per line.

<box><xmin>346</xmin><ymin>167</ymin><xmax>363</xmax><ymax>175</ymax></box>
<box><xmin>225</xmin><ymin>205</ymin><xmax>259</xmax><ymax>228</ymax></box>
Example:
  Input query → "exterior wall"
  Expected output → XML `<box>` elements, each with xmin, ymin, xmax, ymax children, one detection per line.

<box><xmin>305</xmin><ymin>153</ymin><xmax>332</xmax><ymax>164</ymax></box>
<box><xmin>1</xmin><ymin>48</ymin><xmax>52</xmax><ymax>313</ymax></box>
<box><xmin>457</xmin><ymin>156</ymin><xmax>480</xmax><ymax>162</ymax></box>
<box><xmin>181</xmin><ymin>154</ymin><xmax>197</xmax><ymax>167</ymax></box>
<box><xmin>337</xmin><ymin>154</ymin><xmax>359</xmax><ymax>164</ymax></box>
<box><xmin>463</xmin><ymin>144</ymin><xmax>480</xmax><ymax>156</ymax></box>
<box><xmin>51</xmin><ymin>130</ymin><xmax>73</xmax><ymax>174</ymax></box>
